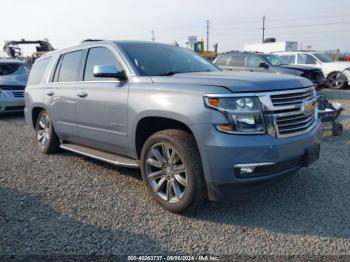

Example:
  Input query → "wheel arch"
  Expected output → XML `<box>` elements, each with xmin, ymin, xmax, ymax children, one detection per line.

<box><xmin>133</xmin><ymin>114</ymin><xmax>198</xmax><ymax>159</ymax></box>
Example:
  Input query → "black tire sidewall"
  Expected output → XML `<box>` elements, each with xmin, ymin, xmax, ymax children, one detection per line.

<box><xmin>140</xmin><ymin>131</ymin><xmax>198</xmax><ymax>213</ymax></box>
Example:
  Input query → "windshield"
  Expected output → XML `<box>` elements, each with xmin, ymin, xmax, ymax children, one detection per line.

<box><xmin>0</xmin><ymin>63</ymin><xmax>30</xmax><ymax>76</ymax></box>
<box><xmin>119</xmin><ymin>43</ymin><xmax>220</xmax><ymax>76</ymax></box>
<box><xmin>263</xmin><ymin>54</ymin><xmax>289</xmax><ymax>66</ymax></box>
<box><xmin>312</xmin><ymin>52</ymin><xmax>333</xmax><ymax>63</ymax></box>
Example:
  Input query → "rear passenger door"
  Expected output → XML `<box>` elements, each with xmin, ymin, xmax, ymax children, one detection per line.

<box><xmin>47</xmin><ymin>50</ymin><xmax>84</xmax><ymax>141</ymax></box>
<box><xmin>76</xmin><ymin>46</ymin><xmax>129</xmax><ymax>155</ymax></box>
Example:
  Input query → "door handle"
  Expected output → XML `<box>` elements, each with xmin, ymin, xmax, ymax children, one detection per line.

<box><xmin>77</xmin><ymin>92</ymin><xmax>88</xmax><ymax>98</ymax></box>
<box><xmin>46</xmin><ymin>90</ymin><xmax>54</xmax><ymax>96</ymax></box>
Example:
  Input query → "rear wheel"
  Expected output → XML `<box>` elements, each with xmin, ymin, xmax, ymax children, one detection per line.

<box><xmin>35</xmin><ymin>110</ymin><xmax>60</xmax><ymax>154</ymax></box>
<box><xmin>326</xmin><ymin>72</ymin><xmax>348</xmax><ymax>89</ymax></box>
<box><xmin>140</xmin><ymin>129</ymin><xmax>206</xmax><ymax>213</ymax></box>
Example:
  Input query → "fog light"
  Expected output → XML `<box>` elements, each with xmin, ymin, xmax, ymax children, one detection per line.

<box><xmin>240</xmin><ymin>167</ymin><xmax>255</xmax><ymax>174</ymax></box>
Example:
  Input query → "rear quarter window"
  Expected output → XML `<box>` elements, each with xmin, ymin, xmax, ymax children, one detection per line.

<box><xmin>215</xmin><ymin>55</ymin><xmax>231</xmax><ymax>66</ymax></box>
<box><xmin>56</xmin><ymin>50</ymin><xmax>84</xmax><ymax>82</ymax></box>
<box><xmin>229</xmin><ymin>54</ymin><xmax>246</xmax><ymax>67</ymax></box>
<box><xmin>27</xmin><ymin>57</ymin><xmax>51</xmax><ymax>85</ymax></box>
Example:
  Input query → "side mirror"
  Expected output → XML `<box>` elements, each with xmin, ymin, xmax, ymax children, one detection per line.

<box><xmin>259</xmin><ymin>62</ymin><xmax>269</xmax><ymax>69</ymax></box>
<box><xmin>93</xmin><ymin>65</ymin><xmax>127</xmax><ymax>80</ymax></box>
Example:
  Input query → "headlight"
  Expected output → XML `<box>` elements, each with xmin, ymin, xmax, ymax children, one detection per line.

<box><xmin>204</xmin><ymin>95</ymin><xmax>265</xmax><ymax>134</ymax></box>
<box><xmin>345</xmin><ymin>67</ymin><xmax>350</xmax><ymax>71</ymax></box>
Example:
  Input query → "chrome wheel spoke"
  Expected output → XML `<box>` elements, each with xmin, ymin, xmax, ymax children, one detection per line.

<box><xmin>174</xmin><ymin>174</ymin><xmax>187</xmax><ymax>187</ymax></box>
<box><xmin>162</xmin><ymin>144</ymin><xmax>171</xmax><ymax>162</ymax></box>
<box><xmin>147</xmin><ymin>158</ymin><xmax>163</xmax><ymax>169</ymax></box>
<box><xmin>173</xmin><ymin>164</ymin><xmax>185</xmax><ymax>173</ymax></box>
<box><xmin>152</xmin><ymin>147</ymin><xmax>165</xmax><ymax>163</ymax></box>
<box><xmin>41</xmin><ymin>135</ymin><xmax>48</xmax><ymax>146</ymax></box>
<box><xmin>154</xmin><ymin>177</ymin><xmax>166</xmax><ymax>192</ymax></box>
<box><xmin>39</xmin><ymin>120</ymin><xmax>46</xmax><ymax>129</ymax></box>
<box><xmin>148</xmin><ymin>170</ymin><xmax>164</xmax><ymax>180</ymax></box>
<box><xmin>172</xmin><ymin>180</ymin><xmax>182</xmax><ymax>199</ymax></box>
<box><xmin>166</xmin><ymin>180</ymin><xmax>172</xmax><ymax>201</ymax></box>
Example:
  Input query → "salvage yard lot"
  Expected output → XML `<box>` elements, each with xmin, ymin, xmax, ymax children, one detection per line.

<box><xmin>0</xmin><ymin>89</ymin><xmax>350</xmax><ymax>256</ymax></box>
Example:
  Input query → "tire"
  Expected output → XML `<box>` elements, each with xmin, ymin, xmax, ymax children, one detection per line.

<box><xmin>326</xmin><ymin>72</ymin><xmax>348</xmax><ymax>89</ymax></box>
<box><xmin>332</xmin><ymin>123</ymin><xmax>343</xmax><ymax>136</ymax></box>
<box><xmin>140</xmin><ymin>129</ymin><xmax>207</xmax><ymax>213</ymax></box>
<box><xmin>35</xmin><ymin>110</ymin><xmax>60</xmax><ymax>154</ymax></box>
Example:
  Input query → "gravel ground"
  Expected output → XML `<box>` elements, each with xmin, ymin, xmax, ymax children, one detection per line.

<box><xmin>0</xmin><ymin>89</ymin><xmax>350</xmax><ymax>257</ymax></box>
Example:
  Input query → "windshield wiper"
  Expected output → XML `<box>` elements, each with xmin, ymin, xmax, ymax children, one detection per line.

<box><xmin>158</xmin><ymin>71</ymin><xmax>182</xmax><ymax>76</ymax></box>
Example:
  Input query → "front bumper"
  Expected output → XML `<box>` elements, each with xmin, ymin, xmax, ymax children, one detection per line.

<box><xmin>0</xmin><ymin>97</ymin><xmax>25</xmax><ymax>113</ymax></box>
<box><xmin>343</xmin><ymin>70</ymin><xmax>350</xmax><ymax>83</ymax></box>
<box><xmin>192</xmin><ymin>120</ymin><xmax>323</xmax><ymax>201</ymax></box>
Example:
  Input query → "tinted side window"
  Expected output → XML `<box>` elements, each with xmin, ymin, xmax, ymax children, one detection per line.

<box><xmin>215</xmin><ymin>55</ymin><xmax>231</xmax><ymax>66</ymax></box>
<box><xmin>84</xmin><ymin>47</ymin><xmax>122</xmax><ymax>81</ymax></box>
<box><xmin>229</xmin><ymin>54</ymin><xmax>246</xmax><ymax>67</ymax></box>
<box><xmin>247</xmin><ymin>55</ymin><xmax>266</xmax><ymax>67</ymax></box>
<box><xmin>28</xmin><ymin>57</ymin><xmax>51</xmax><ymax>85</ymax></box>
<box><xmin>57</xmin><ymin>50</ymin><xmax>83</xmax><ymax>82</ymax></box>
<box><xmin>280</xmin><ymin>55</ymin><xmax>295</xmax><ymax>64</ymax></box>
<box><xmin>298</xmin><ymin>54</ymin><xmax>317</xmax><ymax>65</ymax></box>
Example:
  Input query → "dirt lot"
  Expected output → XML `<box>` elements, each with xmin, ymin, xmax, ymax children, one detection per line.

<box><xmin>0</xmin><ymin>89</ymin><xmax>350</xmax><ymax>257</ymax></box>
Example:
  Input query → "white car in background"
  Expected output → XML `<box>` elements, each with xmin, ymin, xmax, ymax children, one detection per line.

<box><xmin>274</xmin><ymin>51</ymin><xmax>350</xmax><ymax>89</ymax></box>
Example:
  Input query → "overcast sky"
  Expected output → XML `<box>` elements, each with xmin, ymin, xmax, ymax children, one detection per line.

<box><xmin>1</xmin><ymin>0</ymin><xmax>350</xmax><ymax>55</ymax></box>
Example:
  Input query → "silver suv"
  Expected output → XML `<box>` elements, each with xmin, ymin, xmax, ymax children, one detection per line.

<box><xmin>0</xmin><ymin>59</ymin><xmax>29</xmax><ymax>113</ymax></box>
<box><xmin>25</xmin><ymin>41</ymin><xmax>322</xmax><ymax>213</ymax></box>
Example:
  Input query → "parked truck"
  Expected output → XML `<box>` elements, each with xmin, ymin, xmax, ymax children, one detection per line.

<box><xmin>243</xmin><ymin>41</ymin><xmax>298</xmax><ymax>53</ymax></box>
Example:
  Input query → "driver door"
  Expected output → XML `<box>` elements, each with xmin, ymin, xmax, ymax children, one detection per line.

<box><xmin>75</xmin><ymin>46</ymin><xmax>129</xmax><ymax>155</ymax></box>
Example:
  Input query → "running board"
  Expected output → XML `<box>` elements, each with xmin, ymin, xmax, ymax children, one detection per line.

<box><xmin>60</xmin><ymin>143</ymin><xmax>140</xmax><ymax>169</ymax></box>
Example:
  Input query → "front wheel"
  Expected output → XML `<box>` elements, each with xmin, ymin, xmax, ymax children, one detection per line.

<box><xmin>140</xmin><ymin>129</ymin><xmax>206</xmax><ymax>213</ymax></box>
<box><xmin>35</xmin><ymin>110</ymin><xmax>60</xmax><ymax>154</ymax></box>
<box><xmin>326</xmin><ymin>72</ymin><xmax>348</xmax><ymax>89</ymax></box>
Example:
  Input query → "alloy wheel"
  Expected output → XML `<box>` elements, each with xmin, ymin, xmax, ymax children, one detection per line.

<box><xmin>328</xmin><ymin>72</ymin><xmax>347</xmax><ymax>89</ymax></box>
<box><xmin>145</xmin><ymin>143</ymin><xmax>188</xmax><ymax>203</ymax></box>
<box><xmin>37</xmin><ymin>113</ymin><xmax>51</xmax><ymax>148</ymax></box>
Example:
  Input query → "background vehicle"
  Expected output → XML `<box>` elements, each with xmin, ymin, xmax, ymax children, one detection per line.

<box><xmin>213</xmin><ymin>51</ymin><xmax>325</xmax><ymax>90</ymax></box>
<box><xmin>0</xmin><ymin>59</ymin><xmax>30</xmax><ymax>113</ymax></box>
<box><xmin>3</xmin><ymin>39</ymin><xmax>55</xmax><ymax>65</ymax></box>
<box><xmin>25</xmin><ymin>41</ymin><xmax>322</xmax><ymax>213</ymax></box>
<box><xmin>274</xmin><ymin>51</ymin><xmax>350</xmax><ymax>89</ymax></box>
<box><xmin>243</xmin><ymin>40</ymin><xmax>298</xmax><ymax>53</ymax></box>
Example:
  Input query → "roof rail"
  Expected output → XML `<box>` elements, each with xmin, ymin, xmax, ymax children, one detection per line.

<box><xmin>81</xmin><ymin>39</ymin><xmax>104</xmax><ymax>43</ymax></box>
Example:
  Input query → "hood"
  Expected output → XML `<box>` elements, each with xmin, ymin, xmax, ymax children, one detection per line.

<box><xmin>280</xmin><ymin>64</ymin><xmax>321</xmax><ymax>71</ymax></box>
<box><xmin>0</xmin><ymin>74</ymin><xmax>28</xmax><ymax>87</ymax></box>
<box><xmin>151</xmin><ymin>71</ymin><xmax>312</xmax><ymax>93</ymax></box>
<box><xmin>323</xmin><ymin>61</ymin><xmax>350</xmax><ymax>70</ymax></box>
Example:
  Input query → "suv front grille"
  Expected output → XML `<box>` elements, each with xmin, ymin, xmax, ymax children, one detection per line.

<box><xmin>260</xmin><ymin>87</ymin><xmax>317</xmax><ymax>138</ymax></box>
<box><xmin>270</xmin><ymin>88</ymin><xmax>314</xmax><ymax>106</ymax></box>
<box><xmin>11</xmin><ymin>91</ymin><xmax>24</xmax><ymax>98</ymax></box>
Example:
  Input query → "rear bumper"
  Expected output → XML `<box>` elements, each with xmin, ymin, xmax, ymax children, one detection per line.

<box><xmin>192</xmin><ymin>121</ymin><xmax>323</xmax><ymax>201</ymax></box>
<box><xmin>0</xmin><ymin>98</ymin><xmax>25</xmax><ymax>113</ymax></box>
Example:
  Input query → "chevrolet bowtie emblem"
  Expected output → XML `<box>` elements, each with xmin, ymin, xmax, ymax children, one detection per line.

<box><xmin>302</xmin><ymin>101</ymin><xmax>315</xmax><ymax>113</ymax></box>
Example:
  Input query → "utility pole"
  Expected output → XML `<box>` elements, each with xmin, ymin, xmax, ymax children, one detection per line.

<box><xmin>206</xmin><ymin>20</ymin><xmax>210</xmax><ymax>52</ymax></box>
<box><xmin>262</xmin><ymin>16</ymin><xmax>266</xmax><ymax>43</ymax></box>
<box><xmin>151</xmin><ymin>30</ymin><xmax>155</xmax><ymax>42</ymax></box>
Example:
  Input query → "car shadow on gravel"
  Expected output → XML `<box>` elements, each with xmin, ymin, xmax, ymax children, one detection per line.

<box><xmin>185</xmin><ymin>160</ymin><xmax>350</xmax><ymax>240</ymax></box>
<box><xmin>0</xmin><ymin>186</ymin><xmax>176</xmax><ymax>256</ymax></box>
